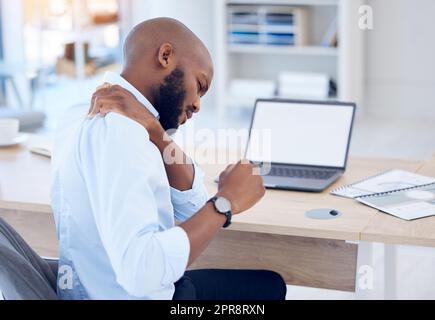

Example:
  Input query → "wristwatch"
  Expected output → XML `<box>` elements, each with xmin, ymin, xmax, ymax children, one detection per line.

<box><xmin>208</xmin><ymin>196</ymin><xmax>232</xmax><ymax>228</ymax></box>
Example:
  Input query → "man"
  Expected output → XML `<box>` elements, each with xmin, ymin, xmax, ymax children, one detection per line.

<box><xmin>51</xmin><ymin>18</ymin><xmax>286</xmax><ymax>300</ymax></box>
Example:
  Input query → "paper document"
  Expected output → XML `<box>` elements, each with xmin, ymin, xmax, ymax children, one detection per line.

<box><xmin>357</xmin><ymin>184</ymin><xmax>435</xmax><ymax>220</ymax></box>
<box><xmin>331</xmin><ymin>170</ymin><xmax>435</xmax><ymax>199</ymax></box>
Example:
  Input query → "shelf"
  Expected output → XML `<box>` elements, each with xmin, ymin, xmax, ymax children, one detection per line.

<box><xmin>227</xmin><ymin>0</ymin><xmax>339</xmax><ymax>6</ymax></box>
<box><xmin>228</xmin><ymin>44</ymin><xmax>338</xmax><ymax>57</ymax></box>
<box><xmin>229</xmin><ymin>24</ymin><xmax>297</xmax><ymax>34</ymax></box>
<box><xmin>216</xmin><ymin>0</ymin><xmax>364</xmax><ymax>119</ymax></box>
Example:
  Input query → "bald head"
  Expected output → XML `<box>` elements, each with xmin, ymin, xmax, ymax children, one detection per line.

<box><xmin>123</xmin><ymin>18</ymin><xmax>212</xmax><ymax>75</ymax></box>
<box><xmin>120</xmin><ymin>18</ymin><xmax>214</xmax><ymax>130</ymax></box>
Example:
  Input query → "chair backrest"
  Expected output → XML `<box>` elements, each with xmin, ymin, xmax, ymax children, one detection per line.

<box><xmin>0</xmin><ymin>217</ymin><xmax>58</xmax><ymax>300</ymax></box>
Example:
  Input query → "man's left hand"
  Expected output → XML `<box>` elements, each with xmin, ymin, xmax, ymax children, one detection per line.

<box><xmin>88</xmin><ymin>83</ymin><xmax>164</xmax><ymax>139</ymax></box>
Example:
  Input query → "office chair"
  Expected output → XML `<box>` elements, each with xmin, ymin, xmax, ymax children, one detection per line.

<box><xmin>0</xmin><ymin>217</ymin><xmax>59</xmax><ymax>300</ymax></box>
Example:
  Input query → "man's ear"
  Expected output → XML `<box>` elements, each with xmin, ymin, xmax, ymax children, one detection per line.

<box><xmin>158</xmin><ymin>43</ymin><xmax>174</xmax><ymax>69</ymax></box>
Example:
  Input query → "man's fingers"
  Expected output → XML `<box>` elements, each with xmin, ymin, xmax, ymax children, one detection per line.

<box><xmin>96</xmin><ymin>83</ymin><xmax>112</xmax><ymax>92</ymax></box>
<box><xmin>89</xmin><ymin>97</ymin><xmax>121</xmax><ymax>119</ymax></box>
<box><xmin>240</xmin><ymin>159</ymin><xmax>254</xmax><ymax>166</ymax></box>
<box><xmin>92</xmin><ymin>88</ymin><xmax>124</xmax><ymax>101</ymax></box>
<box><xmin>89</xmin><ymin>93</ymin><xmax>98</xmax><ymax>115</ymax></box>
<box><xmin>89</xmin><ymin>85</ymin><xmax>121</xmax><ymax>117</ymax></box>
<box><xmin>88</xmin><ymin>83</ymin><xmax>140</xmax><ymax>120</ymax></box>
<box><xmin>92</xmin><ymin>83</ymin><xmax>117</xmax><ymax>101</ymax></box>
<box><xmin>88</xmin><ymin>98</ymin><xmax>100</xmax><ymax>119</ymax></box>
<box><xmin>225</xmin><ymin>164</ymin><xmax>236</xmax><ymax>172</ymax></box>
<box><xmin>88</xmin><ymin>97</ymin><xmax>108</xmax><ymax>118</ymax></box>
<box><xmin>89</xmin><ymin>85</ymin><xmax>110</xmax><ymax>116</ymax></box>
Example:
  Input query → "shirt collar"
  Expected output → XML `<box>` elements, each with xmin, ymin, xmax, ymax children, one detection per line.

<box><xmin>102</xmin><ymin>71</ymin><xmax>160</xmax><ymax>119</ymax></box>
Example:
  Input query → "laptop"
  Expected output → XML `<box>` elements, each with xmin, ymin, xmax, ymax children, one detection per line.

<box><xmin>245</xmin><ymin>99</ymin><xmax>356</xmax><ymax>192</ymax></box>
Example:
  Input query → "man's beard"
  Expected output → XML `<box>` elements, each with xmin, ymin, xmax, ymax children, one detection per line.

<box><xmin>152</xmin><ymin>68</ymin><xmax>186</xmax><ymax>131</ymax></box>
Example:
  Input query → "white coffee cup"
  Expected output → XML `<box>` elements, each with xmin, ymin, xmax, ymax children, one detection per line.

<box><xmin>0</xmin><ymin>118</ymin><xmax>20</xmax><ymax>145</ymax></box>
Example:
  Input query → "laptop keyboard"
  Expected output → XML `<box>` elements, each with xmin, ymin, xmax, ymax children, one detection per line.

<box><xmin>267</xmin><ymin>167</ymin><xmax>337</xmax><ymax>180</ymax></box>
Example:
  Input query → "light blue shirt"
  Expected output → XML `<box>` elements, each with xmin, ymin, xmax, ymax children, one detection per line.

<box><xmin>50</xmin><ymin>72</ymin><xmax>208</xmax><ymax>300</ymax></box>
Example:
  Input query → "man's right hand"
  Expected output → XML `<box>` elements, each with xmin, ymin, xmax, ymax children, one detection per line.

<box><xmin>216</xmin><ymin>160</ymin><xmax>266</xmax><ymax>215</ymax></box>
<box><xmin>181</xmin><ymin>160</ymin><xmax>265</xmax><ymax>266</ymax></box>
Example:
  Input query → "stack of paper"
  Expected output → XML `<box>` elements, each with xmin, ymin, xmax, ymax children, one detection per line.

<box><xmin>278</xmin><ymin>72</ymin><xmax>330</xmax><ymax>99</ymax></box>
<box><xmin>228</xmin><ymin>79</ymin><xmax>276</xmax><ymax>108</ymax></box>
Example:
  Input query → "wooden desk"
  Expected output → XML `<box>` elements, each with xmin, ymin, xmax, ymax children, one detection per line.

<box><xmin>1</xmin><ymin>136</ymin><xmax>434</xmax><ymax>295</ymax></box>
<box><xmin>0</xmin><ymin>135</ymin><xmax>52</xmax><ymax>213</ymax></box>
<box><xmin>194</xmin><ymin>158</ymin><xmax>423</xmax><ymax>293</ymax></box>
<box><xmin>202</xmin><ymin>158</ymin><xmax>422</xmax><ymax>242</ymax></box>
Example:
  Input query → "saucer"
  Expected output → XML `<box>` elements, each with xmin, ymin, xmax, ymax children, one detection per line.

<box><xmin>0</xmin><ymin>134</ymin><xmax>28</xmax><ymax>147</ymax></box>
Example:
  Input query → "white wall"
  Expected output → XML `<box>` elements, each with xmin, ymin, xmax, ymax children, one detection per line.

<box><xmin>364</xmin><ymin>0</ymin><xmax>435</xmax><ymax>121</ymax></box>
<box><xmin>130</xmin><ymin>0</ymin><xmax>214</xmax><ymax>53</ymax></box>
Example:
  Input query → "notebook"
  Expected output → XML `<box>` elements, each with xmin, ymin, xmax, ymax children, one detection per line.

<box><xmin>331</xmin><ymin>170</ymin><xmax>435</xmax><ymax>199</ymax></box>
<box><xmin>331</xmin><ymin>170</ymin><xmax>435</xmax><ymax>220</ymax></box>
<box><xmin>357</xmin><ymin>183</ymin><xmax>435</xmax><ymax>220</ymax></box>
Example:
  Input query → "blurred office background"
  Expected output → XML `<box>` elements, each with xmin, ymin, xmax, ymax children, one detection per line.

<box><xmin>1</xmin><ymin>0</ymin><xmax>434</xmax><ymax>160</ymax></box>
<box><xmin>0</xmin><ymin>0</ymin><xmax>435</xmax><ymax>159</ymax></box>
<box><xmin>1</xmin><ymin>0</ymin><xmax>435</xmax><ymax>299</ymax></box>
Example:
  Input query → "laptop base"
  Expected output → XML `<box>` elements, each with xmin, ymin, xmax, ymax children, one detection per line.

<box><xmin>262</xmin><ymin>170</ymin><xmax>343</xmax><ymax>193</ymax></box>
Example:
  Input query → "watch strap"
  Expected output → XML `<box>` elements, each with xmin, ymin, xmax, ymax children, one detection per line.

<box><xmin>208</xmin><ymin>196</ymin><xmax>232</xmax><ymax>228</ymax></box>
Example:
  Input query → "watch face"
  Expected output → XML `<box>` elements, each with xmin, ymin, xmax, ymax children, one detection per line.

<box><xmin>215</xmin><ymin>197</ymin><xmax>231</xmax><ymax>213</ymax></box>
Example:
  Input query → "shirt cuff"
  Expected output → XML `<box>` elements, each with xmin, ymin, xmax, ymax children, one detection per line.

<box><xmin>170</xmin><ymin>160</ymin><xmax>208</xmax><ymax>206</ymax></box>
<box><xmin>154</xmin><ymin>226</ymin><xmax>190</xmax><ymax>286</ymax></box>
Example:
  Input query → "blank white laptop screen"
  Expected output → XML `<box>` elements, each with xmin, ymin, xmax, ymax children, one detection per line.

<box><xmin>246</xmin><ymin>101</ymin><xmax>355</xmax><ymax>168</ymax></box>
